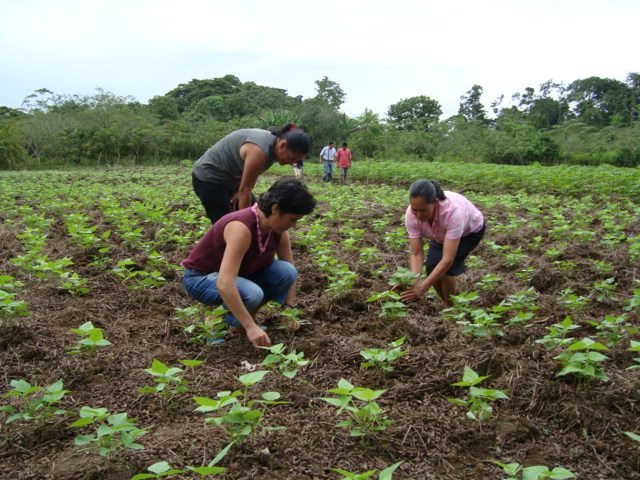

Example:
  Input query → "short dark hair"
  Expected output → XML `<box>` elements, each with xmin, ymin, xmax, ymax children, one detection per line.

<box><xmin>270</xmin><ymin>123</ymin><xmax>310</xmax><ymax>155</ymax></box>
<box><xmin>341</xmin><ymin>142</ymin><xmax>348</xmax><ymax>147</ymax></box>
<box><xmin>258</xmin><ymin>177</ymin><xmax>316</xmax><ymax>217</ymax></box>
<box><xmin>329</xmin><ymin>141</ymin><xmax>334</xmax><ymax>145</ymax></box>
<box><xmin>408</xmin><ymin>180</ymin><xmax>446</xmax><ymax>203</ymax></box>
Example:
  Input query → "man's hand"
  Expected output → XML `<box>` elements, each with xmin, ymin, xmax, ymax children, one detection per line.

<box><xmin>246</xmin><ymin>325</ymin><xmax>271</xmax><ymax>347</ymax></box>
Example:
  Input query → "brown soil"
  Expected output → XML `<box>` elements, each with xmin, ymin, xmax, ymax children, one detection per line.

<box><xmin>1</xmin><ymin>183</ymin><xmax>639</xmax><ymax>480</ymax></box>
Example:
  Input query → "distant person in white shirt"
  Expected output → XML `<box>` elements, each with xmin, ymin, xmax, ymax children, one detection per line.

<box><xmin>319</xmin><ymin>141</ymin><xmax>337</xmax><ymax>182</ymax></box>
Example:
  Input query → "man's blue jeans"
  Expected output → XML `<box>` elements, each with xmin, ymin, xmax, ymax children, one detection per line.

<box><xmin>182</xmin><ymin>260</ymin><xmax>297</xmax><ymax>327</ymax></box>
<box><xmin>322</xmin><ymin>160</ymin><xmax>333</xmax><ymax>182</ymax></box>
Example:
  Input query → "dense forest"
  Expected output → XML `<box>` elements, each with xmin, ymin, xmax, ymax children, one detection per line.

<box><xmin>0</xmin><ymin>73</ymin><xmax>639</xmax><ymax>169</ymax></box>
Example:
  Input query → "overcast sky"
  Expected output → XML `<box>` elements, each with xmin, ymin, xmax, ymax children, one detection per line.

<box><xmin>1</xmin><ymin>0</ymin><xmax>638</xmax><ymax>118</ymax></box>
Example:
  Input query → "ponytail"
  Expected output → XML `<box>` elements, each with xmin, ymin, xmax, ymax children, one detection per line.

<box><xmin>408</xmin><ymin>179</ymin><xmax>446</xmax><ymax>203</ymax></box>
<box><xmin>270</xmin><ymin>123</ymin><xmax>310</xmax><ymax>154</ymax></box>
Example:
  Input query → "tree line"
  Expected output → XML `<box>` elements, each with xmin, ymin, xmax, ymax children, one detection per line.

<box><xmin>1</xmin><ymin>73</ymin><xmax>639</xmax><ymax>169</ymax></box>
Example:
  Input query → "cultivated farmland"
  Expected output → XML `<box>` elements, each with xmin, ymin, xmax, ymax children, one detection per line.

<box><xmin>1</xmin><ymin>162</ymin><xmax>639</xmax><ymax>480</ymax></box>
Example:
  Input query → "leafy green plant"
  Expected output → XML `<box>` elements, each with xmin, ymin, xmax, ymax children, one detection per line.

<box><xmin>554</xmin><ymin>337</ymin><xmax>609</xmax><ymax>381</ymax></box>
<box><xmin>627</xmin><ymin>340</ymin><xmax>640</xmax><ymax>370</ymax></box>
<box><xmin>260</xmin><ymin>343</ymin><xmax>310</xmax><ymax>378</ymax></box>
<box><xmin>590</xmin><ymin>277</ymin><xmax>616</xmax><ymax>302</ymax></box>
<box><xmin>177</xmin><ymin>305</ymin><xmax>229</xmax><ymax>344</ymax></box>
<box><xmin>70</xmin><ymin>406</ymin><xmax>146</xmax><ymax>457</ymax></box>
<box><xmin>476</xmin><ymin>273</ymin><xmax>502</xmax><ymax>292</ymax></box>
<box><xmin>331</xmin><ymin>461</ymin><xmax>403</xmax><ymax>480</ymax></box>
<box><xmin>139</xmin><ymin>358</ymin><xmax>203</xmax><ymax>399</ymax></box>
<box><xmin>1</xmin><ymin>379</ymin><xmax>68</xmax><ymax>424</ymax></box>
<box><xmin>587</xmin><ymin>314</ymin><xmax>636</xmax><ymax>347</ymax></box>
<box><xmin>360</xmin><ymin>337</ymin><xmax>407</xmax><ymax>372</ymax></box>
<box><xmin>449</xmin><ymin>366</ymin><xmax>508</xmax><ymax>423</ymax></box>
<box><xmin>276</xmin><ymin>307</ymin><xmax>310</xmax><ymax>332</ymax></box>
<box><xmin>535</xmin><ymin>317</ymin><xmax>581</xmax><ymax>350</ymax></box>
<box><xmin>193</xmin><ymin>370</ymin><xmax>287</xmax><ymax>455</ymax></box>
<box><xmin>456</xmin><ymin>308</ymin><xmax>504</xmax><ymax>338</ymax></box>
<box><xmin>322</xmin><ymin>378</ymin><xmax>389</xmax><ymax>438</ymax></box>
<box><xmin>442</xmin><ymin>291</ymin><xmax>479</xmax><ymax>322</ymax></box>
<box><xmin>493</xmin><ymin>460</ymin><xmax>575</xmax><ymax>480</ymax></box>
<box><xmin>67</xmin><ymin>321</ymin><xmax>112</xmax><ymax>355</ymax></box>
<box><xmin>366</xmin><ymin>290</ymin><xmax>407</xmax><ymax>319</ymax></box>
<box><xmin>625</xmin><ymin>431</ymin><xmax>640</xmax><ymax>448</ymax></box>
<box><xmin>131</xmin><ymin>461</ymin><xmax>226</xmax><ymax>479</ymax></box>
<box><xmin>388</xmin><ymin>267</ymin><xmax>419</xmax><ymax>289</ymax></box>
<box><xmin>327</xmin><ymin>265</ymin><xmax>358</xmax><ymax>295</ymax></box>
<box><xmin>0</xmin><ymin>275</ymin><xmax>29</xmax><ymax>317</ymax></box>
<box><xmin>558</xmin><ymin>288</ymin><xmax>589</xmax><ymax>315</ymax></box>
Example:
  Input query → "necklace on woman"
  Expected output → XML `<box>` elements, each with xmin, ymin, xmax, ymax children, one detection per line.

<box><xmin>251</xmin><ymin>204</ymin><xmax>272</xmax><ymax>254</ymax></box>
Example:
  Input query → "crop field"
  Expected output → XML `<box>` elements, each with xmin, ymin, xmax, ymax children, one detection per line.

<box><xmin>1</xmin><ymin>162</ymin><xmax>639</xmax><ymax>480</ymax></box>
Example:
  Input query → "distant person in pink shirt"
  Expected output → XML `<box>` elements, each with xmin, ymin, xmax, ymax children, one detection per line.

<box><xmin>400</xmin><ymin>180</ymin><xmax>485</xmax><ymax>307</ymax></box>
<box><xmin>335</xmin><ymin>142</ymin><xmax>352</xmax><ymax>183</ymax></box>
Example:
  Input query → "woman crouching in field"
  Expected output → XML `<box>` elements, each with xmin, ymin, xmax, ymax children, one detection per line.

<box><xmin>181</xmin><ymin>178</ymin><xmax>316</xmax><ymax>347</ymax></box>
<box><xmin>399</xmin><ymin>180</ymin><xmax>485</xmax><ymax>307</ymax></box>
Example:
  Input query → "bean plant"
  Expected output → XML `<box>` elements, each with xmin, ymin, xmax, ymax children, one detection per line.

<box><xmin>131</xmin><ymin>461</ymin><xmax>225</xmax><ymax>479</ymax></box>
<box><xmin>627</xmin><ymin>340</ymin><xmax>640</xmax><ymax>370</ymax></box>
<box><xmin>176</xmin><ymin>305</ymin><xmax>229</xmax><ymax>344</ymax></box>
<box><xmin>70</xmin><ymin>406</ymin><xmax>146</xmax><ymax>457</ymax></box>
<box><xmin>360</xmin><ymin>337</ymin><xmax>408</xmax><ymax>372</ymax></box>
<box><xmin>554</xmin><ymin>337</ymin><xmax>609</xmax><ymax>381</ymax></box>
<box><xmin>260</xmin><ymin>343</ymin><xmax>310</xmax><ymax>378</ymax></box>
<box><xmin>0</xmin><ymin>275</ymin><xmax>28</xmax><ymax>317</ymax></box>
<box><xmin>1</xmin><ymin>379</ymin><xmax>68</xmax><ymax>424</ymax></box>
<box><xmin>194</xmin><ymin>370</ymin><xmax>286</xmax><ymax>457</ymax></box>
<box><xmin>322</xmin><ymin>378</ymin><xmax>389</xmax><ymax>438</ymax></box>
<box><xmin>366</xmin><ymin>290</ymin><xmax>407</xmax><ymax>319</ymax></box>
<box><xmin>139</xmin><ymin>358</ymin><xmax>203</xmax><ymax>400</ymax></box>
<box><xmin>493</xmin><ymin>460</ymin><xmax>575</xmax><ymax>480</ymax></box>
<box><xmin>331</xmin><ymin>461</ymin><xmax>403</xmax><ymax>480</ymax></box>
<box><xmin>67</xmin><ymin>321</ymin><xmax>112</xmax><ymax>355</ymax></box>
<box><xmin>449</xmin><ymin>367</ymin><xmax>509</xmax><ymax>423</ymax></box>
<box><xmin>535</xmin><ymin>317</ymin><xmax>581</xmax><ymax>350</ymax></box>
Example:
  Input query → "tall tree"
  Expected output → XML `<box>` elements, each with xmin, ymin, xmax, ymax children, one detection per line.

<box><xmin>314</xmin><ymin>76</ymin><xmax>345</xmax><ymax>110</ymax></box>
<box><xmin>387</xmin><ymin>95</ymin><xmax>442</xmax><ymax>131</ymax></box>
<box><xmin>566</xmin><ymin>76</ymin><xmax>632</xmax><ymax>126</ymax></box>
<box><xmin>458</xmin><ymin>85</ymin><xmax>486</xmax><ymax>122</ymax></box>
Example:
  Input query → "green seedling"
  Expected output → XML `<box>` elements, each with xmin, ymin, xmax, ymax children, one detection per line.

<box><xmin>388</xmin><ymin>267</ymin><xmax>419</xmax><ymax>290</ymax></box>
<box><xmin>554</xmin><ymin>337</ymin><xmax>609</xmax><ymax>381</ymax></box>
<box><xmin>0</xmin><ymin>288</ymin><xmax>29</xmax><ymax>317</ymax></box>
<box><xmin>194</xmin><ymin>370</ymin><xmax>287</xmax><ymax>456</ymax></box>
<box><xmin>360</xmin><ymin>337</ymin><xmax>408</xmax><ymax>372</ymax></box>
<box><xmin>558</xmin><ymin>288</ymin><xmax>589</xmax><ymax>315</ymax></box>
<box><xmin>476</xmin><ymin>273</ymin><xmax>502</xmax><ymax>292</ymax></box>
<box><xmin>70</xmin><ymin>406</ymin><xmax>146</xmax><ymax>457</ymax></box>
<box><xmin>535</xmin><ymin>317</ymin><xmax>581</xmax><ymax>350</ymax></box>
<box><xmin>625</xmin><ymin>431</ymin><xmax>640</xmax><ymax>448</ymax></box>
<box><xmin>331</xmin><ymin>461</ymin><xmax>403</xmax><ymax>480</ymax></box>
<box><xmin>449</xmin><ymin>366</ymin><xmax>509</xmax><ymax>423</ymax></box>
<box><xmin>456</xmin><ymin>308</ymin><xmax>504</xmax><ymax>338</ymax></box>
<box><xmin>131</xmin><ymin>461</ymin><xmax>226</xmax><ymax>479</ymax></box>
<box><xmin>276</xmin><ymin>307</ymin><xmax>310</xmax><ymax>332</ymax></box>
<box><xmin>493</xmin><ymin>460</ymin><xmax>575</xmax><ymax>480</ymax></box>
<box><xmin>179</xmin><ymin>305</ymin><xmax>229</xmax><ymax>344</ymax></box>
<box><xmin>626</xmin><ymin>340</ymin><xmax>640</xmax><ymax>370</ymax></box>
<box><xmin>322</xmin><ymin>378</ymin><xmax>389</xmax><ymax>438</ymax></box>
<box><xmin>327</xmin><ymin>266</ymin><xmax>358</xmax><ymax>295</ymax></box>
<box><xmin>442</xmin><ymin>291</ymin><xmax>479</xmax><ymax>322</ymax></box>
<box><xmin>590</xmin><ymin>277</ymin><xmax>616</xmax><ymax>302</ymax></box>
<box><xmin>358</xmin><ymin>246</ymin><xmax>379</xmax><ymax>263</ymax></box>
<box><xmin>260</xmin><ymin>343</ymin><xmax>310</xmax><ymax>378</ymax></box>
<box><xmin>1</xmin><ymin>379</ymin><xmax>68</xmax><ymax>424</ymax></box>
<box><xmin>67</xmin><ymin>321</ymin><xmax>112</xmax><ymax>355</ymax></box>
<box><xmin>587</xmin><ymin>314</ymin><xmax>636</xmax><ymax>347</ymax></box>
<box><xmin>624</xmin><ymin>285</ymin><xmax>640</xmax><ymax>312</ymax></box>
<box><xmin>139</xmin><ymin>358</ymin><xmax>203</xmax><ymax>399</ymax></box>
<box><xmin>366</xmin><ymin>290</ymin><xmax>407</xmax><ymax>319</ymax></box>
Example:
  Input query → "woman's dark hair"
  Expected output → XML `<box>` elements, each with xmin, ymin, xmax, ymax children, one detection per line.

<box><xmin>258</xmin><ymin>177</ymin><xmax>316</xmax><ymax>217</ymax></box>
<box><xmin>270</xmin><ymin>123</ymin><xmax>310</xmax><ymax>155</ymax></box>
<box><xmin>408</xmin><ymin>180</ymin><xmax>446</xmax><ymax>203</ymax></box>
